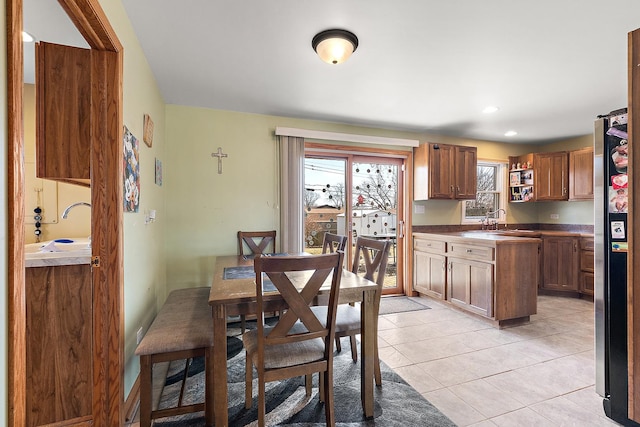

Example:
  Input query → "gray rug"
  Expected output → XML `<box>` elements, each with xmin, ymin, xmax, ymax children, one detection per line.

<box><xmin>154</xmin><ymin>335</ymin><xmax>454</xmax><ymax>426</ymax></box>
<box><xmin>378</xmin><ymin>296</ymin><xmax>431</xmax><ymax>315</ymax></box>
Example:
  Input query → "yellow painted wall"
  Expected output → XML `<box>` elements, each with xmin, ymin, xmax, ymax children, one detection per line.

<box><xmin>23</xmin><ymin>84</ymin><xmax>91</xmax><ymax>243</ymax></box>
<box><xmin>99</xmin><ymin>0</ymin><xmax>167</xmax><ymax>398</ymax></box>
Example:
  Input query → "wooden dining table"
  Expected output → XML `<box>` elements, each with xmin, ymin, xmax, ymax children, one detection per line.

<box><xmin>208</xmin><ymin>254</ymin><xmax>379</xmax><ymax>427</ymax></box>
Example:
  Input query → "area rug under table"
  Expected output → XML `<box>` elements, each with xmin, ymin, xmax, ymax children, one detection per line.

<box><xmin>154</xmin><ymin>336</ymin><xmax>454</xmax><ymax>426</ymax></box>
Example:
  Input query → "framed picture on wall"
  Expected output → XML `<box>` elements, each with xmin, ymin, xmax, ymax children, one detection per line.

<box><xmin>143</xmin><ymin>114</ymin><xmax>154</xmax><ymax>147</ymax></box>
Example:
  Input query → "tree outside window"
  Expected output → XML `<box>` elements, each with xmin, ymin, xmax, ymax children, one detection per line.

<box><xmin>462</xmin><ymin>162</ymin><xmax>506</xmax><ymax>223</ymax></box>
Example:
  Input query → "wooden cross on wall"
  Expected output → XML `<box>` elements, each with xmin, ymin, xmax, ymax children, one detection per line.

<box><xmin>211</xmin><ymin>147</ymin><xmax>228</xmax><ymax>174</ymax></box>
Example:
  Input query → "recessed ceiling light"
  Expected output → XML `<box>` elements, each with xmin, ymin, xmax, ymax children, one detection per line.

<box><xmin>504</xmin><ymin>130</ymin><xmax>518</xmax><ymax>137</ymax></box>
<box><xmin>22</xmin><ymin>31</ymin><xmax>34</xmax><ymax>43</ymax></box>
<box><xmin>482</xmin><ymin>106</ymin><xmax>499</xmax><ymax>114</ymax></box>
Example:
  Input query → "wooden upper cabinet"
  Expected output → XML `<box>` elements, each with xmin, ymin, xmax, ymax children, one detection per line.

<box><xmin>413</xmin><ymin>143</ymin><xmax>477</xmax><ymax>200</ymax></box>
<box><xmin>455</xmin><ymin>146</ymin><xmax>478</xmax><ymax>199</ymax></box>
<box><xmin>36</xmin><ymin>42</ymin><xmax>91</xmax><ymax>185</ymax></box>
<box><xmin>534</xmin><ymin>151</ymin><xmax>568</xmax><ymax>201</ymax></box>
<box><xmin>569</xmin><ymin>147</ymin><xmax>594</xmax><ymax>200</ymax></box>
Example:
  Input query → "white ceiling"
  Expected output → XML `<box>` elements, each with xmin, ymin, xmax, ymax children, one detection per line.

<box><xmin>24</xmin><ymin>1</ymin><xmax>640</xmax><ymax>144</ymax></box>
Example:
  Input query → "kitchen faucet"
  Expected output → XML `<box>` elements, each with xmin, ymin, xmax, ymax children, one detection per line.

<box><xmin>482</xmin><ymin>208</ymin><xmax>507</xmax><ymax>230</ymax></box>
<box><xmin>61</xmin><ymin>202</ymin><xmax>91</xmax><ymax>219</ymax></box>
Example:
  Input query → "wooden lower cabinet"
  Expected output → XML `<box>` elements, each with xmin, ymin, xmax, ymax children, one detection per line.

<box><xmin>413</xmin><ymin>233</ymin><xmax>539</xmax><ymax>325</ymax></box>
<box><xmin>414</xmin><ymin>250</ymin><xmax>446</xmax><ymax>299</ymax></box>
<box><xmin>541</xmin><ymin>236</ymin><xmax>579</xmax><ymax>291</ymax></box>
<box><xmin>579</xmin><ymin>236</ymin><xmax>595</xmax><ymax>296</ymax></box>
<box><xmin>447</xmin><ymin>257</ymin><xmax>493</xmax><ymax>317</ymax></box>
<box><xmin>26</xmin><ymin>264</ymin><xmax>93</xmax><ymax>427</ymax></box>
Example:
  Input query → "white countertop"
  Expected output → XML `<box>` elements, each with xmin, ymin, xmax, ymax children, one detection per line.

<box><xmin>25</xmin><ymin>238</ymin><xmax>91</xmax><ymax>268</ymax></box>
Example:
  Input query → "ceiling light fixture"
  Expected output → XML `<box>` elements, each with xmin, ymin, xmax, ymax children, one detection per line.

<box><xmin>312</xmin><ymin>29</ymin><xmax>359</xmax><ymax>65</ymax></box>
<box><xmin>483</xmin><ymin>106</ymin><xmax>499</xmax><ymax>114</ymax></box>
<box><xmin>504</xmin><ymin>130</ymin><xmax>518</xmax><ymax>137</ymax></box>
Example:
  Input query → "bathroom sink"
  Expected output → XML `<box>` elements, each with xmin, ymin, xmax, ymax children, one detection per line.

<box><xmin>25</xmin><ymin>238</ymin><xmax>91</xmax><ymax>267</ymax></box>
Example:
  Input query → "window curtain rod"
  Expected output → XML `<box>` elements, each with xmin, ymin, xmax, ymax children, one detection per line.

<box><xmin>275</xmin><ymin>127</ymin><xmax>419</xmax><ymax>148</ymax></box>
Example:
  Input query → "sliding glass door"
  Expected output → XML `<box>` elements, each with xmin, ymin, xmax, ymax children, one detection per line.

<box><xmin>304</xmin><ymin>153</ymin><xmax>406</xmax><ymax>295</ymax></box>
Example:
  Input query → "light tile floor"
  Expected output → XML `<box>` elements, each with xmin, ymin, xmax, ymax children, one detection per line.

<box><xmin>379</xmin><ymin>294</ymin><xmax>622</xmax><ymax>426</ymax></box>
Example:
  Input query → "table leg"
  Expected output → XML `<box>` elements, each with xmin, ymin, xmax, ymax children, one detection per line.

<box><xmin>212</xmin><ymin>304</ymin><xmax>229</xmax><ymax>427</ymax></box>
<box><xmin>360</xmin><ymin>289</ymin><xmax>375</xmax><ymax>418</ymax></box>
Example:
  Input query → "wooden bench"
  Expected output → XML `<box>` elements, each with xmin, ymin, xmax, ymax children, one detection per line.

<box><xmin>135</xmin><ymin>287</ymin><xmax>214</xmax><ymax>426</ymax></box>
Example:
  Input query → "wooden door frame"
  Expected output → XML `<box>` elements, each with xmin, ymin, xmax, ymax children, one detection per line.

<box><xmin>6</xmin><ymin>1</ymin><xmax>124</xmax><ymax>425</ymax></box>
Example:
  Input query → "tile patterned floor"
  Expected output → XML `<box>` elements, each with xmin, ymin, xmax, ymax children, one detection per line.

<box><xmin>127</xmin><ymin>294</ymin><xmax>622</xmax><ymax>426</ymax></box>
<box><xmin>379</xmin><ymin>294</ymin><xmax>622</xmax><ymax>426</ymax></box>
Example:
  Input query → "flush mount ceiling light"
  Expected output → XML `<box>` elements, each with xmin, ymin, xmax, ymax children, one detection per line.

<box><xmin>504</xmin><ymin>130</ymin><xmax>518</xmax><ymax>137</ymax></box>
<box><xmin>312</xmin><ymin>29</ymin><xmax>359</xmax><ymax>65</ymax></box>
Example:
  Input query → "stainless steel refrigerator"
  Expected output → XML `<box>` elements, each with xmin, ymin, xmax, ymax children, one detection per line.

<box><xmin>594</xmin><ymin>108</ymin><xmax>637</xmax><ymax>425</ymax></box>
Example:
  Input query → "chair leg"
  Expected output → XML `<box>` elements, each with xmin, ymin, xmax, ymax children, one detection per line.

<box><xmin>319</xmin><ymin>372</ymin><xmax>325</xmax><ymax>402</ymax></box>
<box><xmin>374</xmin><ymin>345</ymin><xmax>382</xmax><ymax>386</ymax></box>
<box><xmin>349</xmin><ymin>335</ymin><xmax>358</xmax><ymax>362</ymax></box>
<box><xmin>258</xmin><ymin>375</ymin><xmax>266</xmax><ymax>427</ymax></box>
<box><xmin>335</xmin><ymin>336</ymin><xmax>342</xmax><ymax>352</ymax></box>
<box><xmin>305</xmin><ymin>374</ymin><xmax>312</xmax><ymax>396</ymax></box>
<box><xmin>245</xmin><ymin>352</ymin><xmax>253</xmax><ymax>409</ymax></box>
<box><xmin>241</xmin><ymin>314</ymin><xmax>246</xmax><ymax>334</ymax></box>
<box><xmin>139</xmin><ymin>355</ymin><xmax>152</xmax><ymax>427</ymax></box>
<box><xmin>323</xmin><ymin>369</ymin><xmax>335</xmax><ymax>426</ymax></box>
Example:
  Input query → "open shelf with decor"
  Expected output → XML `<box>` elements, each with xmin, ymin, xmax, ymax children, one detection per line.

<box><xmin>508</xmin><ymin>154</ymin><xmax>535</xmax><ymax>202</ymax></box>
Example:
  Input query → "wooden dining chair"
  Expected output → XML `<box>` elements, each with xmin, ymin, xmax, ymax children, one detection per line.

<box><xmin>321</xmin><ymin>232</ymin><xmax>347</xmax><ymax>254</ymax></box>
<box><xmin>236</xmin><ymin>230</ymin><xmax>277</xmax><ymax>332</ymax></box>
<box><xmin>237</xmin><ymin>230</ymin><xmax>276</xmax><ymax>257</ymax></box>
<box><xmin>242</xmin><ymin>252</ymin><xmax>344</xmax><ymax>427</ymax></box>
<box><xmin>312</xmin><ymin>236</ymin><xmax>391</xmax><ymax>386</ymax></box>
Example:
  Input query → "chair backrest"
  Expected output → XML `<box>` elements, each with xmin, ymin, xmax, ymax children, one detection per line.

<box><xmin>237</xmin><ymin>230</ymin><xmax>276</xmax><ymax>256</ymax></box>
<box><xmin>322</xmin><ymin>233</ymin><xmax>347</xmax><ymax>254</ymax></box>
<box><xmin>351</xmin><ymin>237</ymin><xmax>392</xmax><ymax>288</ymax></box>
<box><xmin>254</xmin><ymin>252</ymin><xmax>344</xmax><ymax>356</ymax></box>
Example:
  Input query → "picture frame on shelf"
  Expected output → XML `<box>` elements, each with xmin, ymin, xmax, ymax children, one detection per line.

<box><xmin>510</xmin><ymin>172</ymin><xmax>521</xmax><ymax>186</ymax></box>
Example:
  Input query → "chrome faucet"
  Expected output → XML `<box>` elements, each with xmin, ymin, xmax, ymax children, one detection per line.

<box><xmin>483</xmin><ymin>208</ymin><xmax>507</xmax><ymax>230</ymax></box>
<box><xmin>61</xmin><ymin>202</ymin><xmax>91</xmax><ymax>219</ymax></box>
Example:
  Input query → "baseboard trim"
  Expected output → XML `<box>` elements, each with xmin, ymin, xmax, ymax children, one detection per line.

<box><xmin>124</xmin><ymin>374</ymin><xmax>140</xmax><ymax>422</ymax></box>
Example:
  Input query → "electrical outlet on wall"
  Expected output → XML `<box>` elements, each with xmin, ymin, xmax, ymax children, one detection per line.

<box><xmin>136</xmin><ymin>327</ymin><xmax>144</xmax><ymax>345</ymax></box>
<box><xmin>550</xmin><ymin>213</ymin><xmax>559</xmax><ymax>219</ymax></box>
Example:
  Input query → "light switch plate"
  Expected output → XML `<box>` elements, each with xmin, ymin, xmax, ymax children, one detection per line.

<box><xmin>550</xmin><ymin>213</ymin><xmax>559</xmax><ymax>219</ymax></box>
<box><xmin>414</xmin><ymin>205</ymin><xmax>425</xmax><ymax>214</ymax></box>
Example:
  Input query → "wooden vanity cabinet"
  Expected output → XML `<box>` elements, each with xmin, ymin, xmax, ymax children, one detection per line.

<box><xmin>26</xmin><ymin>263</ymin><xmax>93</xmax><ymax>426</ymax></box>
<box><xmin>569</xmin><ymin>147</ymin><xmax>594</xmax><ymax>200</ymax></box>
<box><xmin>534</xmin><ymin>151</ymin><xmax>569</xmax><ymax>201</ymax></box>
<box><xmin>413</xmin><ymin>237</ymin><xmax>446</xmax><ymax>299</ymax></box>
<box><xmin>36</xmin><ymin>41</ymin><xmax>91</xmax><ymax>186</ymax></box>
<box><xmin>414</xmin><ymin>143</ymin><xmax>477</xmax><ymax>200</ymax></box>
<box><xmin>541</xmin><ymin>235</ymin><xmax>579</xmax><ymax>291</ymax></box>
<box><xmin>579</xmin><ymin>236</ymin><xmax>595</xmax><ymax>295</ymax></box>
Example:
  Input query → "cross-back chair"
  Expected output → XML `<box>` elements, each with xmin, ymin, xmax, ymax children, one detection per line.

<box><xmin>242</xmin><ymin>252</ymin><xmax>345</xmax><ymax>427</ymax></box>
<box><xmin>237</xmin><ymin>230</ymin><xmax>276</xmax><ymax>257</ymax></box>
<box><xmin>236</xmin><ymin>230</ymin><xmax>277</xmax><ymax>332</ymax></box>
<box><xmin>322</xmin><ymin>232</ymin><xmax>347</xmax><ymax>254</ymax></box>
<box><xmin>313</xmin><ymin>236</ymin><xmax>391</xmax><ymax>386</ymax></box>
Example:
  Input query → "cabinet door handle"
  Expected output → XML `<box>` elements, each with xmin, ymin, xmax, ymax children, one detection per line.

<box><xmin>442</xmin><ymin>262</ymin><xmax>446</xmax><ymax>271</ymax></box>
<box><xmin>450</xmin><ymin>185</ymin><xmax>454</xmax><ymax>193</ymax></box>
<box><xmin>466</xmin><ymin>249</ymin><xmax>472</xmax><ymax>253</ymax></box>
